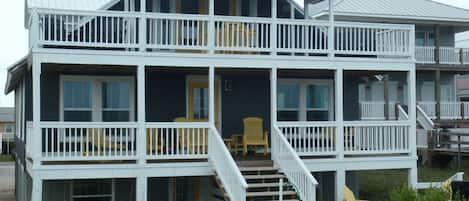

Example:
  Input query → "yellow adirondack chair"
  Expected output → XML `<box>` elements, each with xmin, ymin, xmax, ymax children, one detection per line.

<box><xmin>89</xmin><ymin>128</ymin><xmax>126</xmax><ymax>155</ymax></box>
<box><xmin>343</xmin><ymin>186</ymin><xmax>367</xmax><ymax>201</ymax></box>
<box><xmin>174</xmin><ymin>117</ymin><xmax>209</xmax><ymax>154</ymax></box>
<box><xmin>146</xmin><ymin>128</ymin><xmax>163</xmax><ymax>155</ymax></box>
<box><xmin>242</xmin><ymin>117</ymin><xmax>269</xmax><ymax>156</ymax></box>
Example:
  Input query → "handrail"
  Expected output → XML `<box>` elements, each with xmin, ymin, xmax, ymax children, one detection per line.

<box><xmin>272</xmin><ymin>125</ymin><xmax>318</xmax><ymax>201</ymax></box>
<box><xmin>208</xmin><ymin>126</ymin><xmax>247</xmax><ymax>201</ymax></box>
<box><xmin>398</xmin><ymin>105</ymin><xmax>409</xmax><ymax>120</ymax></box>
<box><xmin>417</xmin><ymin>105</ymin><xmax>434</xmax><ymax>130</ymax></box>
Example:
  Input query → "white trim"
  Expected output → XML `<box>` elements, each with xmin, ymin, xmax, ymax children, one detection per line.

<box><xmin>59</xmin><ymin>75</ymin><xmax>136</xmax><ymax>122</ymax></box>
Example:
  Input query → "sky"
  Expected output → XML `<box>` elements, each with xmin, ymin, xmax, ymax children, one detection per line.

<box><xmin>0</xmin><ymin>0</ymin><xmax>469</xmax><ymax>108</ymax></box>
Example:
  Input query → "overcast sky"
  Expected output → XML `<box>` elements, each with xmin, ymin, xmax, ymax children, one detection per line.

<box><xmin>0</xmin><ymin>0</ymin><xmax>468</xmax><ymax>108</ymax></box>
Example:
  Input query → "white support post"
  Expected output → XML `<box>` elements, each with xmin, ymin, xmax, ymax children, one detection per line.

<box><xmin>139</xmin><ymin>0</ymin><xmax>146</xmax><ymax>51</ymax></box>
<box><xmin>136</xmin><ymin>176</ymin><xmax>148</xmax><ymax>201</ymax></box>
<box><xmin>328</xmin><ymin>0</ymin><xmax>335</xmax><ymax>58</ymax></box>
<box><xmin>408</xmin><ymin>68</ymin><xmax>417</xmax><ymax>158</ymax></box>
<box><xmin>335</xmin><ymin>68</ymin><xmax>344</xmax><ymax>159</ymax></box>
<box><xmin>408</xmin><ymin>167</ymin><xmax>418</xmax><ymax>188</ymax></box>
<box><xmin>31</xmin><ymin>175</ymin><xmax>43</xmax><ymax>201</ymax></box>
<box><xmin>208</xmin><ymin>0</ymin><xmax>215</xmax><ymax>54</ymax></box>
<box><xmin>303</xmin><ymin>0</ymin><xmax>309</xmax><ymax>19</ymax></box>
<box><xmin>209</xmin><ymin>66</ymin><xmax>215</xmax><ymax>126</ymax></box>
<box><xmin>271</xmin><ymin>0</ymin><xmax>277</xmax><ymax>55</ymax></box>
<box><xmin>32</xmin><ymin>58</ymin><xmax>41</xmax><ymax>167</ymax></box>
<box><xmin>137</xmin><ymin>65</ymin><xmax>146</xmax><ymax>164</ymax></box>
<box><xmin>270</xmin><ymin>67</ymin><xmax>278</xmax><ymax>160</ymax></box>
<box><xmin>335</xmin><ymin>169</ymin><xmax>345</xmax><ymax>201</ymax></box>
<box><xmin>29</xmin><ymin>9</ymin><xmax>39</xmax><ymax>49</ymax></box>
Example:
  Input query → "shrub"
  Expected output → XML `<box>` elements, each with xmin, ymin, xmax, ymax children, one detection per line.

<box><xmin>419</xmin><ymin>187</ymin><xmax>450</xmax><ymax>201</ymax></box>
<box><xmin>389</xmin><ymin>185</ymin><xmax>418</xmax><ymax>201</ymax></box>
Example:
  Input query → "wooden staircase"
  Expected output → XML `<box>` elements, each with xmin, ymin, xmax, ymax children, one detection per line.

<box><xmin>215</xmin><ymin>160</ymin><xmax>301</xmax><ymax>201</ymax></box>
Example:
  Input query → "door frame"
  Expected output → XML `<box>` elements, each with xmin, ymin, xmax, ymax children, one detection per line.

<box><xmin>185</xmin><ymin>75</ymin><xmax>222</xmax><ymax>131</ymax></box>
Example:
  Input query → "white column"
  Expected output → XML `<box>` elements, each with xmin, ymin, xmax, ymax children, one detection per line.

<box><xmin>270</xmin><ymin>67</ymin><xmax>278</xmax><ymax>161</ymax></box>
<box><xmin>303</xmin><ymin>0</ymin><xmax>309</xmax><ymax>19</ymax></box>
<box><xmin>328</xmin><ymin>0</ymin><xmax>335</xmax><ymax>58</ymax></box>
<box><xmin>209</xmin><ymin>66</ymin><xmax>215</xmax><ymax>126</ymax></box>
<box><xmin>136</xmin><ymin>176</ymin><xmax>148</xmax><ymax>201</ymax></box>
<box><xmin>31</xmin><ymin>176</ymin><xmax>43</xmax><ymax>201</ymax></box>
<box><xmin>32</xmin><ymin>58</ymin><xmax>41</xmax><ymax>167</ymax></box>
<box><xmin>335</xmin><ymin>169</ymin><xmax>345</xmax><ymax>201</ymax></box>
<box><xmin>408</xmin><ymin>167</ymin><xmax>418</xmax><ymax>189</ymax></box>
<box><xmin>271</xmin><ymin>0</ymin><xmax>277</xmax><ymax>55</ymax></box>
<box><xmin>407</xmin><ymin>68</ymin><xmax>418</xmax><ymax>188</ymax></box>
<box><xmin>137</xmin><ymin>65</ymin><xmax>146</xmax><ymax>164</ymax></box>
<box><xmin>335</xmin><ymin>68</ymin><xmax>344</xmax><ymax>159</ymax></box>
<box><xmin>208</xmin><ymin>0</ymin><xmax>215</xmax><ymax>54</ymax></box>
<box><xmin>249</xmin><ymin>0</ymin><xmax>258</xmax><ymax>17</ymax></box>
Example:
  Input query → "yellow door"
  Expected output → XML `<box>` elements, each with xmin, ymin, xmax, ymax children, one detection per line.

<box><xmin>187</xmin><ymin>79</ymin><xmax>220</xmax><ymax>128</ymax></box>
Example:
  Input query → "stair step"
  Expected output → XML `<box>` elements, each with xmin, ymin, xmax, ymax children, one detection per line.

<box><xmin>240</xmin><ymin>167</ymin><xmax>278</xmax><ymax>172</ymax></box>
<box><xmin>244</xmin><ymin>174</ymin><xmax>286</xmax><ymax>180</ymax></box>
<box><xmin>246</xmin><ymin>191</ymin><xmax>297</xmax><ymax>197</ymax></box>
<box><xmin>248</xmin><ymin>182</ymin><xmax>291</xmax><ymax>188</ymax></box>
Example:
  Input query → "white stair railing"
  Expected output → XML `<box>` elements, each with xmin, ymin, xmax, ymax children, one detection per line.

<box><xmin>397</xmin><ymin>104</ymin><xmax>409</xmax><ymax>120</ymax></box>
<box><xmin>208</xmin><ymin>127</ymin><xmax>247</xmax><ymax>201</ymax></box>
<box><xmin>272</xmin><ymin>126</ymin><xmax>318</xmax><ymax>201</ymax></box>
<box><xmin>417</xmin><ymin>105</ymin><xmax>434</xmax><ymax>131</ymax></box>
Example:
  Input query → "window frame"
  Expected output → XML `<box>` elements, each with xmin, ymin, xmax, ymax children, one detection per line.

<box><xmin>416</xmin><ymin>31</ymin><xmax>435</xmax><ymax>47</ymax></box>
<box><xmin>278</xmin><ymin>79</ymin><xmax>334</xmax><ymax>121</ymax></box>
<box><xmin>60</xmin><ymin>75</ymin><xmax>135</xmax><ymax>122</ymax></box>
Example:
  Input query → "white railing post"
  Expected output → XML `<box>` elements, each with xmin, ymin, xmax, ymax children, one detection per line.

<box><xmin>271</xmin><ymin>67</ymin><xmax>278</xmax><ymax>160</ymax></box>
<box><xmin>279</xmin><ymin>178</ymin><xmax>284</xmax><ymax>201</ymax></box>
<box><xmin>328</xmin><ymin>0</ymin><xmax>335</xmax><ymax>58</ymax></box>
<box><xmin>209</xmin><ymin>66</ymin><xmax>215</xmax><ymax>126</ymax></box>
<box><xmin>335</xmin><ymin>68</ymin><xmax>344</xmax><ymax>158</ymax></box>
<box><xmin>335</xmin><ymin>169</ymin><xmax>345</xmax><ymax>201</ymax></box>
<box><xmin>208</xmin><ymin>0</ymin><xmax>215</xmax><ymax>54</ymax></box>
<box><xmin>271</xmin><ymin>0</ymin><xmax>277</xmax><ymax>55</ymax></box>
<box><xmin>139</xmin><ymin>0</ymin><xmax>146</xmax><ymax>51</ymax></box>
<box><xmin>137</xmin><ymin>64</ymin><xmax>146</xmax><ymax>164</ymax></box>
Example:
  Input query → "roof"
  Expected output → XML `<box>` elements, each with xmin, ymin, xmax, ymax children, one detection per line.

<box><xmin>0</xmin><ymin>108</ymin><xmax>15</xmax><ymax>122</ymax></box>
<box><xmin>26</xmin><ymin>0</ymin><xmax>118</xmax><ymax>10</ymax></box>
<box><xmin>4</xmin><ymin>55</ymin><xmax>30</xmax><ymax>95</ymax></box>
<box><xmin>310</xmin><ymin>0</ymin><xmax>469</xmax><ymax>23</ymax></box>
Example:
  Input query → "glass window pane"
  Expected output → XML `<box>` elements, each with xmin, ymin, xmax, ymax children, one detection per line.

<box><xmin>64</xmin><ymin>81</ymin><xmax>91</xmax><ymax>109</ymax></box>
<box><xmin>277</xmin><ymin>111</ymin><xmax>299</xmax><ymax>121</ymax></box>
<box><xmin>278</xmin><ymin>85</ymin><xmax>299</xmax><ymax>109</ymax></box>
<box><xmin>307</xmin><ymin>85</ymin><xmax>330</xmax><ymax>109</ymax></box>
<box><xmin>307</xmin><ymin>111</ymin><xmax>329</xmax><ymax>121</ymax></box>
<box><xmin>103</xmin><ymin>111</ymin><xmax>130</xmax><ymax>122</ymax></box>
<box><xmin>427</xmin><ymin>32</ymin><xmax>435</xmax><ymax>46</ymax></box>
<box><xmin>192</xmin><ymin>88</ymin><xmax>208</xmax><ymax>119</ymax></box>
<box><xmin>415</xmin><ymin>32</ymin><xmax>425</xmax><ymax>46</ymax></box>
<box><xmin>64</xmin><ymin>111</ymin><xmax>92</xmax><ymax>122</ymax></box>
<box><xmin>102</xmin><ymin>81</ymin><xmax>130</xmax><ymax>109</ymax></box>
<box><xmin>73</xmin><ymin>180</ymin><xmax>112</xmax><ymax>196</ymax></box>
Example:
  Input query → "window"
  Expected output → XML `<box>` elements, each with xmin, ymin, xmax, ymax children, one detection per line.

<box><xmin>416</xmin><ymin>31</ymin><xmax>435</xmax><ymax>47</ymax></box>
<box><xmin>192</xmin><ymin>87</ymin><xmax>209</xmax><ymax>119</ymax></box>
<box><xmin>72</xmin><ymin>180</ymin><xmax>113</xmax><ymax>201</ymax></box>
<box><xmin>61</xmin><ymin>76</ymin><xmax>134</xmax><ymax>122</ymax></box>
<box><xmin>278</xmin><ymin>79</ymin><xmax>334</xmax><ymax>121</ymax></box>
<box><xmin>277</xmin><ymin>84</ymin><xmax>300</xmax><ymax>121</ymax></box>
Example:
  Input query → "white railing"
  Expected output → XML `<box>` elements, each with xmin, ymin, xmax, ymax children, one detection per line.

<box><xmin>147</xmin><ymin>13</ymin><xmax>209</xmax><ymax>50</ymax></box>
<box><xmin>31</xmin><ymin>8</ymin><xmax>414</xmax><ymax>58</ymax></box>
<box><xmin>272</xmin><ymin>126</ymin><xmax>318</xmax><ymax>201</ymax></box>
<box><xmin>417</xmin><ymin>172</ymin><xmax>464</xmax><ymax>189</ymax></box>
<box><xmin>38</xmin><ymin>122</ymin><xmax>138</xmax><ymax>161</ymax></box>
<box><xmin>276</xmin><ymin>19</ymin><xmax>329</xmax><ymax>53</ymax></box>
<box><xmin>360</xmin><ymin>101</ymin><xmax>396</xmax><ymax>120</ymax></box>
<box><xmin>417</xmin><ymin>105</ymin><xmax>434</xmax><ymax>131</ymax></box>
<box><xmin>277</xmin><ymin>122</ymin><xmax>336</xmax><ymax>156</ymax></box>
<box><xmin>215</xmin><ymin>16</ymin><xmax>271</xmax><ymax>52</ymax></box>
<box><xmin>418</xmin><ymin>102</ymin><xmax>437</xmax><ymax>119</ymax></box>
<box><xmin>343</xmin><ymin>121</ymin><xmax>411</xmax><ymax>155</ymax></box>
<box><xmin>440</xmin><ymin>102</ymin><xmax>462</xmax><ymax>119</ymax></box>
<box><xmin>36</xmin><ymin>9</ymin><xmax>140</xmax><ymax>48</ymax></box>
<box><xmin>415</xmin><ymin>46</ymin><xmax>435</xmax><ymax>64</ymax></box>
<box><xmin>335</xmin><ymin>22</ymin><xmax>412</xmax><ymax>56</ymax></box>
<box><xmin>145</xmin><ymin>122</ymin><xmax>211</xmax><ymax>160</ymax></box>
<box><xmin>209</xmin><ymin>127</ymin><xmax>247</xmax><ymax>201</ymax></box>
<box><xmin>416</xmin><ymin>46</ymin><xmax>469</xmax><ymax>65</ymax></box>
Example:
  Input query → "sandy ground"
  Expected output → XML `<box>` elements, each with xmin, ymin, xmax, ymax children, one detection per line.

<box><xmin>0</xmin><ymin>162</ymin><xmax>15</xmax><ymax>201</ymax></box>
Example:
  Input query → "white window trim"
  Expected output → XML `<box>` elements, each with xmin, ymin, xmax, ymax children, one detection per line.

<box><xmin>60</xmin><ymin>75</ymin><xmax>135</xmax><ymax>122</ymax></box>
<box><xmin>278</xmin><ymin>79</ymin><xmax>335</xmax><ymax>121</ymax></box>
<box><xmin>416</xmin><ymin>31</ymin><xmax>435</xmax><ymax>47</ymax></box>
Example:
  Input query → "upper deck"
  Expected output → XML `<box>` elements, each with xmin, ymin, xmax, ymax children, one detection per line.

<box><xmin>29</xmin><ymin>8</ymin><xmax>415</xmax><ymax>61</ymax></box>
